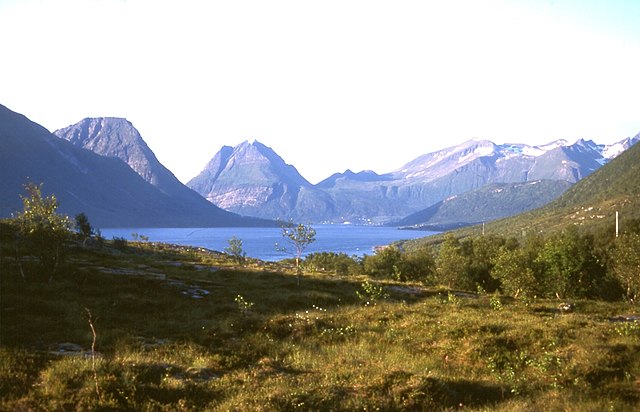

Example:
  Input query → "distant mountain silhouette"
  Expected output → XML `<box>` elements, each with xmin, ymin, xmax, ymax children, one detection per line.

<box><xmin>52</xmin><ymin>117</ymin><xmax>271</xmax><ymax>227</ymax></box>
<box><xmin>0</xmin><ymin>104</ymin><xmax>271</xmax><ymax>227</ymax></box>
<box><xmin>188</xmin><ymin>136</ymin><xmax>638</xmax><ymax>224</ymax></box>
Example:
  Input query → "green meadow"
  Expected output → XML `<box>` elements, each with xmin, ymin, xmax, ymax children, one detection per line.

<box><xmin>2</xmin><ymin>231</ymin><xmax>639</xmax><ymax>411</ymax></box>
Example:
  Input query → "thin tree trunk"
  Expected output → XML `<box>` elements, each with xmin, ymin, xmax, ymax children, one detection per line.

<box><xmin>48</xmin><ymin>245</ymin><xmax>59</xmax><ymax>283</ymax></box>
<box><xmin>15</xmin><ymin>246</ymin><xmax>26</xmax><ymax>281</ymax></box>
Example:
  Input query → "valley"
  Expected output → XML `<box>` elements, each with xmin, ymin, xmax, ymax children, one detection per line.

<box><xmin>2</xmin><ymin>102</ymin><xmax>640</xmax><ymax>410</ymax></box>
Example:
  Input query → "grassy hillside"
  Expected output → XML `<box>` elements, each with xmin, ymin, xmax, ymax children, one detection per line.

<box><xmin>414</xmin><ymin>141</ymin><xmax>640</xmax><ymax>244</ymax></box>
<box><xmin>2</xmin><ymin>233</ymin><xmax>639</xmax><ymax>410</ymax></box>
<box><xmin>395</xmin><ymin>180</ymin><xmax>572</xmax><ymax>228</ymax></box>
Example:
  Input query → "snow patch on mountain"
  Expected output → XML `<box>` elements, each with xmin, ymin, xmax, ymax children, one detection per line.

<box><xmin>603</xmin><ymin>142</ymin><xmax>626</xmax><ymax>159</ymax></box>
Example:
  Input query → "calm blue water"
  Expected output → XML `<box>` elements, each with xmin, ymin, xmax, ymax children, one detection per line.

<box><xmin>100</xmin><ymin>225</ymin><xmax>437</xmax><ymax>261</ymax></box>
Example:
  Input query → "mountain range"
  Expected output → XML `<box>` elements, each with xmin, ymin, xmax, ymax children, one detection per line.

<box><xmin>429</xmin><ymin>131</ymin><xmax>640</xmax><ymax>242</ymax></box>
<box><xmin>187</xmin><ymin>136</ymin><xmax>638</xmax><ymax>224</ymax></box>
<box><xmin>1</xmin><ymin>102</ymin><xmax>637</xmax><ymax>228</ymax></box>
<box><xmin>0</xmin><ymin>104</ymin><xmax>270</xmax><ymax>228</ymax></box>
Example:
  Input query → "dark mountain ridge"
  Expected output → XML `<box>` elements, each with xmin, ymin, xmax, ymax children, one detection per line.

<box><xmin>0</xmin><ymin>105</ymin><xmax>270</xmax><ymax>227</ymax></box>
<box><xmin>52</xmin><ymin>117</ymin><xmax>272</xmax><ymax>227</ymax></box>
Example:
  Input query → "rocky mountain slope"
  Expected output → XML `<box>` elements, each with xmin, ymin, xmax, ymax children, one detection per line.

<box><xmin>189</xmin><ymin>136</ymin><xmax>638</xmax><ymax>224</ymax></box>
<box><xmin>54</xmin><ymin>118</ymin><xmax>177</xmax><ymax>192</ymax></box>
<box><xmin>0</xmin><ymin>105</ymin><xmax>270</xmax><ymax>227</ymax></box>
<box><xmin>52</xmin><ymin>117</ymin><xmax>269</xmax><ymax>227</ymax></box>
<box><xmin>187</xmin><ymin>140</ymin><xmax>334</xmax><ymax>220</ymax></box>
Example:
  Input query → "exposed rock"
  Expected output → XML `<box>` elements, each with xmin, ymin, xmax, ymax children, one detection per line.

<box><xmin>387</xmin><ymin>286</ymin><xmax>426</xmax><ymax>296</ymax></box>
<box><xmin>50</xmin><ymin>342</ymin><xmax>101</xmax><ymax>358</ymax></box>
<box><xmin>558</xmin><ymin>302</ymin><xmax>575</xmax><ymax>313</ymax></box>
<box><xmin>94</xmin><ymin>266</ymin><xmax>166</xmax><ymax>281</ymax></box>
<box><xmin>182</xmin><ymin>367</ymin><xmax>220</xmax><ymax>382</ymax></box>
<box><xmin>609</xmin><ymin>315</ymin><xmax>640</xmax><ymax>322</ymax></box>
<box><xmin>187</xmin><ymin>140</ymin><xmax>322</xmax><ymax>220</ymax></box>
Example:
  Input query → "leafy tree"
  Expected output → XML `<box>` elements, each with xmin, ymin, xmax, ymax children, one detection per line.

<box><xmin>276</xmin><ymin>221</ymin><xmax>316</xmax><ymax>285</ymax></box>
<box><xmin>611</xmin><ymin>233</ymin><xmax>640</xmax><ymax>304</ymax></box>
<box><xmin>535</xmin><ymin>228</ymin><xmax>604</xmax><ymax>299</ymax></box>
<box><xmin>401</xmin><ymin>243</ymin><xmax>436</xmax><ymax>283</ymax></box>
<box><xmin>492</xmin><ymin>246</ymin><xmax>538</xmax><ymax>298</ymax></box>
<box><xmin>435</xmin><ymin>234</ymin><xmax>469</xmax><ymax>289</ymax></box>
<box><xmin>362</xmin><ymin>244</ymin><xmax>435</xmax><ymax>282</ymax></box>
<box><xmin>225</xmin><ymin>236</ymin><xmax>246</xmax><ymax>265</ymax></box>
<box><xmin>363</xmin><ymin>246</ymin><xmax>403</xmax><ymax>279</ymax></box>
<box><xmin>74</xmin><ymin>212</ymin><xmax>94</xmax><ymax>247</ymax></box>
<box><xmin>465</xmin><ymin>235</ymin><xmax>505</xmax><ymax>292</ymax></box>
<box><xmin>13</xmin><ymin>183</ymin><xmax>71</xmax><ymax>281</ymax></box>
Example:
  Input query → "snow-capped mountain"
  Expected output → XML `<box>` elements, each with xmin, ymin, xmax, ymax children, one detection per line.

<box><xmin>393</xmin><ymin>137</ymin><xmax>633</xmax><ymax>184</ymax></box>
<box><xmin>189</xmin><ymin>135</ymin><xmax>638</xmax><ymax>224</ymax></box>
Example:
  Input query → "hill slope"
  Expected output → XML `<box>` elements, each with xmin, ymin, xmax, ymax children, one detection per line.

<box><xmin>435</xmin><ymin>137</ymin><xmax>640</xmax><ymax>240</ymax></box>
<box><xmin>394</xmin><ymin>180</ymin><xmax>573</xmax><ymax>229</ymax></box>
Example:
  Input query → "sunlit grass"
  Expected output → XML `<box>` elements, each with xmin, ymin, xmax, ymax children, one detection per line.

<box><xmin>1</xmin><ymin>240</ymin><xmax>639</xmax><ymax>410</ymax></box>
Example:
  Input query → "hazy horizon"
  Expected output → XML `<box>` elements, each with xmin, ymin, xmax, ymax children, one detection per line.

<box><xmin>2</xmin><ymin>0</ymin><xmax>639</xmax><ymax>184</ymax></box>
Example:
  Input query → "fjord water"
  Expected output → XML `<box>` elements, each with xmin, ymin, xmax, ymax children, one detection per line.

<box><xmin>101</xmin><ymin>225</ymin><xmax>436</xmax><ymax>261</ymax></box>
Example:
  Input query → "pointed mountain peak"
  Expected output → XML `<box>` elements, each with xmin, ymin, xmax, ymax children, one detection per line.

<box><xmin>57</xmin><ymin>117</ymin><xmax>140</xmax><ymax>145</ymax></box>
<box><xmin>54</xmin><ymin>117</ymin><xmax>172</xmax><ymax>190</ymax></box>
<box><xmin>187</xmin><ymin>140</ymin><xmax>314</xmax><ymax>219</ymax></box>
<box><xmin>190</xmin><ymin>140</ymin><xmax>310</xmax><ymax>189</ymax></box>
<box><xmin>55</xmin><ymin>117</ymin><xmax>147</xmax><ymax>150</ymax></box>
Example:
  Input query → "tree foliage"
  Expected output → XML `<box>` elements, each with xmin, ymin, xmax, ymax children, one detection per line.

<box><xmin>12</xmin><ymin>183</ymin><xmax>71</xmax><ymax>281</ymax></box>
<box><xmin>74</xmin><ymin>212</ymin><xmax>94</xmax><ymax>247</ymax></box>
<box><xmin>611</xmin><ymin>233</ymin><xmax>640</xmax><ymax>304</ymax></box>
<box><xmin>362</xmin><ymin>244</ymin><xmax>435</xmax><ymax>282</ymax></box>
<box><xmin>276</xmin><ymin>221</ymin><xmax>316</xmax><ymax>284</ymax></box>
<box><xmin>492</xmin><ymin>246</ymin><xmax>538</xmax><ymax>298</ymax></box>
<box><xmin>535</xmin><ymin>228</ymin><xmax>604</xmax><ymax>299</ymax></box>
<box><xmin>363</xmin><ymin>246</ymin><xmax>403</xmax><ymax>279</ymax></box>
<box><xmin>434</xmin><ymin>234</ymin><xmax>469</xmax><ymax>289</ymax></box>
<box><xmin>303</xmin><ymin>252</ymin><xmax>361</xmax><ymax>276</ymax></box>
<box><xmin>225</xmin><ymin>236</ymin><xmax>246</xmax><ymax>265</ymax></box>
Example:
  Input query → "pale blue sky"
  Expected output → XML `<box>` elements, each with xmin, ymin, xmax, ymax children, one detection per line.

<box><xmin>1</xmin><ymin>0</ymin><xmax>639</xmax><ymax>183</ymax></box>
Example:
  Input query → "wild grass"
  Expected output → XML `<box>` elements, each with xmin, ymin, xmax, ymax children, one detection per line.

<box><xmin>1</xmin><ymin>240</ymin><xmax>639</xmax><ymax>410</ymax></box>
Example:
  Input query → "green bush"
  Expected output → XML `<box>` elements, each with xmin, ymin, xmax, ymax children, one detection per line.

<box><xmin>12</xmin><ymin>183</ymin><xmax>71</xmax><ymax>282</ymax></box>
<box><xmin>111</xmin><ymin>237</ymin><xmax>128</xmax><ymax>252</ymax></box>
<box><xmin>304</xmin><ymin>252</ymin><xmax>360</xmax><ymax>276</ymax></box>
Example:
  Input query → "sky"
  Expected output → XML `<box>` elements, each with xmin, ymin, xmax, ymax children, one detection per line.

<box><xmin>1</xmin><ymin>0</ymin><xmax>639</xmax><ymax>184</ymax></box>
